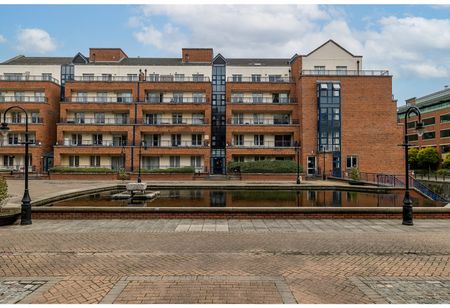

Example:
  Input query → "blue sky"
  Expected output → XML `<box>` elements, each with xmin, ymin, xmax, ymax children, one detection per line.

<box><xmin>0</xmin><ymin>4</ymin><xmax>449</xmax><ymax>105</ymax></box>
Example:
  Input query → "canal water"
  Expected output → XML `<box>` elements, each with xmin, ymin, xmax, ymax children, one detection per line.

<box><xmin>51</xmin><ymin>189</ymin><xmax>444</xmax><ymax>208</ymax></box>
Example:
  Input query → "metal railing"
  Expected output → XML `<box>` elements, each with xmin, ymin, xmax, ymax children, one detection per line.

<box><xmin>301</xmin><ymin>70</ymin><xmax>390</xmax><ymax>76</ymax></box>
<box><xmin>230</xmin><ymin>97</ymin><xmax>296</xmax><ymax>104</ymax></box>
<box><xmin>147</xmin><ymin>76</ymin><xmax>210</xmax><ymax>82</ymax></box>
<box><xmin>228</xmin><ymin>118</ymin><xmax>298</xmax><ymax>125</ymax></box>
<box><xmin>227</xmin><ymin>76</ymin><xmax>293</xmax><ymax>83</ymax></box>
<box><xmin>0</xmin><ymin>165</ymin><xmax>35</xmax><ymax>172</ymax></box>
<box><xmin>141</xmin><ymin>140</ymin><xmax>207</xmax><ymax>147</ymax></box>
<box><xmin>140</xmin><ymin>165</ymin><xmax>205</xmax><ymax>173</ymax></box>
<box><xmin>141</xmin><ymin>118</ymin><xmax>208</xmax><ymax>125</ymax></box>
<box><xmin>60</xmin><ymin>118</ymin><xmax>130</xmax><ymax>125</ymax></box>
<box><xmin>64</xmin><ymin>97</ymin><xmax>133</xmax><ymax>103</ymax></box>
<box><xmin>2</xmin><ymin>117</ymin><xmax>43</xmax><ymax>124</ymax></box>
<box><xmin>144</xmin><ymin>97</ymin><xmax>208</xmax><ymax>104</ymax></box>
<box><xmin>412</xmin><ymin>178</ymin><xmax>448</xmax><ymax>203</ymax></box>
<box><xmin>0</xmin><ymin>75</ymin><xmax>59</xmax><ymax>83</ymax></box>
<box><xmin>0</xmin><ymin>96</ymin><xmax>47</xmax><ymax>103</ymax></box>
<box><xmin>71</xmin><ymin>76</ymin><xmax>210</xmax><ymax>82</ymax></box>
<box><xmin>1</xmin><ymin>140</ymin><xmax>39</xmax><ymax>146</ymax></box>
<box><xmin>229</xmin><ymin>141</ymin><xmax>294</xmax><ymax>148</ymax></box>
<box><xmin>61</xmin><ymin>140</ymin><xmax>127</xmax><ymax>146</ymax></box>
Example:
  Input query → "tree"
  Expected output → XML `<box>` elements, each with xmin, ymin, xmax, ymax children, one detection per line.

<box><xmin>417</xmin><ymin>147</ymin><xmax>440</xmax><ymax>170</ymax></box>
<box><xmin>408</xmin><ymin>148</ymin><xmax>419</xmax><ymax>169</ymax></box>
<box><xmin>442</xmin><ymin>153</ymin><xmax>450</xmax><ymax>169</ymax></box>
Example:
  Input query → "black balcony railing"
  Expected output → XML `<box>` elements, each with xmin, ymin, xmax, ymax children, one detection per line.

<box><xmin>60</xmin><ymin>118</ymin><xmax>130</xmax><ymax>125</ymax></box>
<box><xmin>71</xmin><ymin>76</ymin><xmax>211</xmax><ymax>82</ymax></box>
<box><xmin>227</xmin><ymin>76</ymin><xmax>293</xmax><ymax>83</ymax></box>
<box><xmin>230</xmin><ymin>97</ymin><xmax>296</xmax><ymax>104</ymax></box>
<box><xmin>0</xmin><ymin>75</ymin><xmax>59</xmax><ymax>83</ymax></box>
<box><xmin>0</xmin><ymin>96</ymin><xmax>47</xmax><ymax>103</ymax></box>
<box><xmin>61</xmin><ymin>140</ymin><xmax>128</xmax><ymax>146</ymax></box>
<box><xmin>228</xmin><ymin>118</ymin><xmax>298</xmax><ymax>125</ymax></box>
<box><xmin>301</xmin><ymin>70</ymin><xmax>390</xmax><ymax>76</ymax></box>
<box><xmin>140</xmin><ymin>140</ymin><xmax>207</xmax><ymax>147</ymax></box>
<box><xmin>144</xmin><ymin>97</ymin><xmax>208</xmax><ymax>104</ymax></box>
<box><xmin>229</xmin><ymin>141</ymin><xmax>294</xmax><ymax>148</ymax></box>
<box><xmin>3</xmin><ymin>117</ymin><xmax>44</xmax><ymax>124</ymax></box>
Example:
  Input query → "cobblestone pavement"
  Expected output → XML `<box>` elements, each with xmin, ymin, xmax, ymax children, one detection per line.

<box><xmin>0</xmin><ymin>219</ymin><xmax>449</xmax><ymax>304</ymax></box>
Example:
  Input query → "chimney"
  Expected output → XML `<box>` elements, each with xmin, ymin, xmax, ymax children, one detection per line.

<box><xmin>406</xmin><ymin>97</ymin><xmax>416</xmax><ymax>106</ymax></box>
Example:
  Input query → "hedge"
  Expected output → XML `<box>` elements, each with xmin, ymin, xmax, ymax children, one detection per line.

<box><xmin>49</xmin><ymin>167</ymin><xmax>116</xmax><ymax>173</ymax></box>
<box><xmin>141</xmin><ymin>166</ymin><xmax>195</xmax><ymax>173</ymax></box>
<box><xmin>227</xmin><ymin>160</ymin><xmax>302</xmax><ymax>173</ymax></box>
<box><xmin>0</xmin><ymin>177</ymin><xmax>7</xmax><ymax>203</ymax></box>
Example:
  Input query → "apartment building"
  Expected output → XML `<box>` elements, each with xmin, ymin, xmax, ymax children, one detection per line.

<box><xmin>398</xmin><ymin>87</ymin><xmax>450</xmax><ymax>157</ymax></box>
<box><xmin>0</xmin><ymin>40</ymin><xmax>404</xmax><ymax>176</ymax></box>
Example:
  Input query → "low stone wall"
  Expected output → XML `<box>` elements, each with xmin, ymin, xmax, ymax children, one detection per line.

<box><xmin>31</xmin><ymin>207</ymin><xmax>450</xmax><ymax>220</ymax></box>
<box><xmin>129</xmin><ymin>173</ymin><xmax>194</xmax><ymax>181</ymax></box>
<box><xmin>49</xmin><ymin>173</ymin><xmax>118</xmax><ymax>180</ymax></box>
<box><xmin>240</xmin><ymin>173</ymin><xmax>303</xmax><ymax>181</ymax></box>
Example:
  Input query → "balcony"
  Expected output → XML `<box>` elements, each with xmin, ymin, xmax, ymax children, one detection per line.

<box><xmin>0</xmin><ymin>140</ymin><xmax>40</xmax><ymax>146</ymax></box>
<box><xmin>145</xmin><ymin>76</ymin><xmax>210</xmax><ymax>82</ymax></box>
<box><xmin>141</xmin><ymin>118</ymin><xmax>208</xmax><ymax>125</ymax></box>
<box><xmin>64</xmin><ymin>97</ymin><xmax>133</xmax><ymax>103</ymax></box>
<box><xmin>229</xmin><ymin>141</ymin><xmax>294</xmax><ymax>148</ymax></box>
<box><xmin>230</xmin><ymin>97</ymin><xmax>296</xmax><ymax>104</ymax></box>
<box><xmin>0</xmin><ymin>74</ymin><xmax>59</xmax><ymax>84</ymax></box>
<box><xmin>227</xmin><ymin>76</ymin><xmax>293</xmax><ymax>83</ymax></box>
<box><xmin>60</xmin><ymin>118</ymin><xmax>130</xmax><ymax>125</ymax></box>
<box><xmin>0</xmin><ymin>165</ymin><xmax>35</xmax><ymax>172</ymax></box>
<box><xmin>3</xmin><ymin>117</ymin><xmax>43</xmax><ymax>124</ymax></box>
<box><xmin>61</xmin><ymin>140</ymin><xmax>127</xmax><ymax>147</ymax></box>
<box><xmin>141</xmin><ymin>140</ymin><xmax>207</xmax><ymax>148</ymax></box>
<box><xmin>144</xmin><ymin>97</ymin><xmax>208</xmax><ymax>104</ymax></box>
<box><xmin>228</xmin><ymin>118</ymin><xmax>298</xmax><ymax>125</ymax></box>
<box><xmin>71</xmin><ymin>75</ymin><xmax>211</xmax><ymax>82</ymax></box>
<box><xmin>301</xmin><ymin>70</ymin><xmax>390</xmax><ymax>76</ymax></box>
<box><xmin>0</xmin><ymin>96</ymin><xmax>47</xmax><ymax>103</ymax></box>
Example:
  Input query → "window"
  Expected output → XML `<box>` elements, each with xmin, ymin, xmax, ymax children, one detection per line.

<box><xmin>172</xmin><ymin>113</ymin><xmax>183</xmax><ymax>124</ymax></box>
<box><xmin>192</xmin><ymin>134</ymin><xmax>202</xmax><ymax>146</ymax></box>
<box><xmin>268</xmin><ymin>75</ymin><xmax>282</xmax><ymax>82</ymax></box>
<box><xmin>280</xmin><ymin>93</ymin><xmax>289</xmax><ymax>103</ymax></box>
<box><xmin>42</xmin><ymin>73</ymin><xmax>52</xmax><ymax>81</ymax></box>
<box><xmin>170</xmin><ymin>156</ymin><xmax>180</xmax><ymax>168</ymax></box>
<box><xmin>31</xmin><ymin>112</ymin><xmax>40</xmax><ymax>124</ymax></box>
<box><xmin>423</xmin><ymin>117</ymin><xmax>435</xmax><ymax>126</ymax></box>
<box><xmin>233</xmin><ymin>135</ymin><xmax>244</xmax><ymax>146</ymax></box>
<box><xmin>101</xmin><ymin>74</ymin><xmax>112</xmax><ymax>81</ymax></box>
<box><xmin>441</xmin><ymin>129</ymin><xmax>450</xmax><ymax>138</ymax></box>
<box><xmin>75</xmin><ymin>92</ymin><xmax>87</xmax><ymax>103</ymax></box>
<box><xmin>96</xmin><ymin>92</ymin><xmax>108</xmax><ymax>103</ymax></box>
<box><xmin>127</xmin><ymin>74</ymin><xmax>138</xmax><ymax>81</ymax></box>
<box><xmin>314</xmin><ymin>66</ymin><xmax>326</xmax><ymax>74</ymax></box>
<box><xmin>192</xmin><ymin>74</ymin><xmax>204</xmax><ymax>82</ymax></box>
<box><xmin>231</xmin><ymin>93</ymin><xmax>244</xmax><ymax>103</ymax></box>
<box><xmin>252</xmin><ymin>93</ymin><xmax>263</xmax><ymax>103</ymax></box>
<box><xmin>148</xmin><ymin>74</ymin><xmax>159</xmax><ymax>82</ymax></box>
<box><xmin>255</xmin><ymin>155</ymin><xmax>266</xmax><ymax>161</ymax></box>
<box><xmin>145</xmin><ymin>113</ymin><xmax>161</xmax><ymax>125</ymax></box>
<box><xmin>423</xmin><ymin>131</ymin><xmax>435</xmax><ymax>140</ymax></box>
<box><xmin>441</xmin><ymin>144</ymin><xmax>450</xmax><ymax>153</ymax></box>
<box><xmin>92</xmin><ymin>134</ymin><xmax>103</xmax><ymax>145</ymax></box>
<box><xmin>147</xmin><ymin>92</ymin><xmax>161</xmax><ymax>103</ymax></box>
<box><xmin>336</xmin><ymin>66</ymin><xmax>347</xmax><ymax>75</ymax></box>
<box><xmin>173</xmin><ymin>92</ymin><xmax>183</xmax><ymax>103</ymax></box>
<box><xmin>90</xmin><ymin>156</ymin><xmax>101</xmax><ymax>167</ymax></box>
<box><xmin>115</xmin><ymin>113</ymin><xmax>128</xmax><ymax>125</ymax></box>
<box><xmin>11</xmin><ymin>112</ymin><xmax>21</xmax><ymax>124</ymax></box>
<box><xmin>69</xmin><ymin>155</ymin><xmax>79</xmax><ymax>167</ymax></box>
<box><xmin>3</xmin><ymin>155</ymin><xmax>14</xmax><ymax>167</ymax></box>
<box><xmin>346</xmin><ymin>155</ymin><xmax>358</xmax><ymax>169</ymax></box>
<box><xmin>112</xmin><ymin>135</ymin><xmax>127</xmax><ymax>146</ymax></box>
<box><xmin>34</xmin><ymin>91</ymin><xmax>45</xmax><ymax>102</ymax></box>
<box><xmin>142</xmin><ymin>156</ymin><xmax>160</xmax><ymax>169</ymax></box>
<box><xmin>94</xmin><ymin>113</ymin><xmax>105</xmax><ymax>124</ymax></box>
<box><xmin>160</xmin><ymin>75</ymin><xmax>174</xmax><ymax>82</ymax></box>
<box><xmin>273</xmin><ymin>114</ymin><xmax>290</xmax><ymax>125</ymax></box>
<box><xmin>251</xmin><ymin>74</ymin><xmax>261</xmax><ymax>82</ymax></box>
<box><xmin>117</xmin><ymin>92</ymin><xmax>132</xmax><ymax>103</ymax></box>
<box><xmin>232</xmin><ymin>74</ymin><xmax>242</xmax><ymax>82</ymax></box>
<box><xmin>253</xmin><ymin>114</ymin><xmax>264</xmax><ymax>125</ymax></box>
<box><xmin>407</xmin><ymin>121</ymin><xmax>416</xmax><ymax>129</ymax></box>
<box><xmin>71</xmin><ymin>134</ymin><xmax>82</xmax><ymax>146</ymax></box>
<box><xmin>441</xmin><ymin>114</ymin><xmax>450</xmax><ymax>123</ymax></box>
<box><xmin>254</xmin><ymin>135</ymin><xmax>264</xmax><ymax>146</ymax></box>
<box><xmin>143</xmin><ymin>134</ymin><xmax>160</xmax><ymax>147</ymax></box>
<box><xmin>275</xmin><ymin>135</ymin><xmax>291</xmax><ymax>147</ymax></box>
<box><xmin>82</xmin><ymin>73</ymin><xmax>94</xmax><ymax>81</ymax></box>
<box><xmin>193</xmin><ymin>92</ymin><xmax>204</xmax><ymax>103</ymax></box>
<box><xmin>171</xmin><ymin>134</ymin><xmax>181</xmax><ymax>147</ymax></box>
<box><xmin>14</xmin><ymin>91</ymin><xmax>25</xmax><ymax>102</ymax></box>
<box><xmin>191</xmin><ymin>156</ymin><xmax>202</xmax><ymax>170</ymax></box>
<box><xmin>233</xmin><ymin>113</ymin><xmax>244</xmax><ymax>124</ymax></box>
<box><xmin>233</xmin><ymin>156</ymin><xmax>245</xmax><ymax>162</ymax></box>
<box><xmin>4</xmin><ymin>73</ymin><xmax>22</xmax><ymax>81</ymax></box>
<box><xmin>174</xmin><ymin>74</ymin><xmax>185</xmax><ymax>81</ymax></box>
<box><xmin>74</xmin><ymin>112</ymin><xmax>85</xmax><ymax>124</ymax></box>
<box><xmin>407</xmin><ymin>134</ymin><xmax>418</xmax><ymax>142</ymax></box>
<box><xmin>192</xmin><ymin>113</ymin><xmax>204</xmax><ymax>125</ymax></box>
<box><xmin>8</xmin><ymin>133</ymin><xmax>19</xmax><ymax>145</ymax></box>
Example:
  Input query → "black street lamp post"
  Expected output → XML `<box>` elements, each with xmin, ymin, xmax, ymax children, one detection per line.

<box><xmin>137</xmin><ymin>140</ymin><xmax>147</xmax><ymax>183</ymax></box>
<box><xmin>1</xmin><ymin>106</ymin><xmax>33</xmax><ymax>225</ymax></box>
<box><xmin>294</xmin><ymin>141</ymin><xmax>301</xmax><ymax>184</ymax></box>
<box><xmin>320</xmin><ymin>145</ymin><xmax>327</xmax><ymax>180</ymax></box>
<box><xmin>402</xmin><ymin>106</ymin><xmax>424</xmax><ymax>226</ymax></box>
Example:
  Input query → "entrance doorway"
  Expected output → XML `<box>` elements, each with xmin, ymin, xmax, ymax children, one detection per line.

<box><xmin>212</xmin><ymin>157</ymin><xmax>224</xmax><ymax>174</ymax></box>
<box><xmin>307</xmin><ymin>156</ymin><xmax>316</xmax><ymax>176</ymax></box>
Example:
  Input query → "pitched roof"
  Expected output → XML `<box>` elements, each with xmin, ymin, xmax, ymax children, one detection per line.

<box><xmin>305</xmin><ymin>39</ymin><xmax>362</xmax><ymax>58</ymax></box>
<box><xmin>226</xmin><ymin>58</ymin><xmax>290</xmax><ymax>66</ymax></box>
<box><xmin>2</xmin><ymin>55</ymin><xmax>73</xmax><ymax>65</ymax></box>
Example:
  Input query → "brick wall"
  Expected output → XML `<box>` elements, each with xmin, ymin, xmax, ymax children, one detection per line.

<box><xmin>182</xmin><ymin>48</ymin><xmax>213</xmax><ymax>63</ymax></box>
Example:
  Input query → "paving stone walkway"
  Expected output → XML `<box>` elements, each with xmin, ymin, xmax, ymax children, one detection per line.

<box><xmin>1</xmin><ymin>219</ymin><xmax>450</xmax><ymax>304</ymax></box>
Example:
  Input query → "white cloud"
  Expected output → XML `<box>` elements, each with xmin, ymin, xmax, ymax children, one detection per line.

<box><xmin>16</xmin><ymin>28</ymin><xmax>58</xmax><ymax>53</ymax></box>
<box><xmin>0</xmin><ymin>35</ymin><xmax>6</xmax><ymax>44</ymax></box>
<box><xmin>131</xmin><ymin>5</ymin><xmax>450</xmax><ymax>79</ymax></box>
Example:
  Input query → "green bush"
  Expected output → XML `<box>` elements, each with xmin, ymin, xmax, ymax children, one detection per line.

<box><xmin>417</xmin><ymin>147</ymin><xmax>440</xmax><ymax>170</ymax></box>
<box><xmin>49</xmin><ymin>167</ymin><xmax>116</xmax><ymax>173</ymax></box>
<box><xmin>349</xmin><ymin>168</ymin><xmax>360</xmax><ymax>181</ymax></box>
<box><xmin>442</xmin><ymin>153</ymin><xmax>450</xmax><ymax>169</ymax></box>
<box><xmin>437</xmin><ymin>169</ymin><xmax>450</xmax><ymax>176</ymax></box>
<box><xmin>142</xmin><ymin>166</ymin><xmax>195</xmax><ymax>173</ymax></box>
<box><xmin>227</xmin><ymin>160</ymin><xmax>302</xmax><ymax>173</ymax></box>
<box><xmin>408</xmin><ymin>148</ymin><xmax>419</xmax><ymax>169</ymax></box>
<box><xmin>0</xmin><ymin>177</ymin><xmax>7</xmax><ymax>202</ymax></box>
